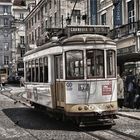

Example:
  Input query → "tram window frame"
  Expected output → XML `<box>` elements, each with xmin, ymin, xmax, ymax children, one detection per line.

<box><xmin>55</xmin><ymin>55</ymin><xmax>63</xmax><ymax>79</ymax></box>
<box><xmin>25</xmin><ymin>62</ymin><xmax>29</xmax><ymax>82</ymax></box>
<box><xmin>44</xmin><ymin>57</ymin><xmax>48</xmax><ymax>83</ymax></box>
<box><xmin>65</xmin><ymin>50</ymin><xmax>84</xmax><ymax>80</ymax></box>
<box><xmin>106</xmin><ymin>50</ymin><xmax>116</xmax><ymax>78</ymax></box>
<box><xmin>39</xmin><ymin>58</ymin><xmax>43</xmax><ymax>82</ymax></box>
<box><xmin>27</xmin><ymin>61</ymin><xmax>31</xmax><ymax>82</ymax></box>
<box><xmin>86</xmin><ymin>49</ymin><xmax>104</xmax><ymax>78</ymax></box>
<box><xmin>35</xmin><ymin>59</ymin><xmax>39</xmax><ymax>82</ymax></box>
<box><xmin>31</xmin><ymin>60</ymin><xmax>35</xmax><ymax>82</ymax></box>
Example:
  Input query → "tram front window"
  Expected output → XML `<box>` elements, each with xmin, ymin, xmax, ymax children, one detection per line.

<box><xmin>66</xmin><ymin>50</ymin><xmax>84</xmax><ymax>79</ymax></box>
<box><xmin>107</xmin><ymin>50</ymin><xmax>116</xmax><ymax>77</ymax></box>
<box><xmin>86</xmin><ymin>49</ymin><xmax>104</xmax><ymax>78</ymax></box>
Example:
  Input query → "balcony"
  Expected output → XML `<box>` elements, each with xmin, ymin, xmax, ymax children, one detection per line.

<box><xmin>110</xmin><ymin>21</ymin><xmax>140</xmax><ymax>39</ymax></box>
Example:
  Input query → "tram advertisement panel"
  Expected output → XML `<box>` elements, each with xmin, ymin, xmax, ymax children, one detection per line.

<box><xmin>24</xmin><ymin>84</ymin><xmax>53</xmax><ymax>108</ymax></box>
<box><xmin>65</xmin><ymin>80</ymin><xmax>117</xmax><ymax>104</ymax></box>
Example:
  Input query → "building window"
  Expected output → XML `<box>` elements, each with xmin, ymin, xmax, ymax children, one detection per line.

<box><xmin>35</xmin><ymin>14</ymin><xmax>37</xmax><ymax>23</ymax></box>
<box><xmin>21</xmin><ymin>48</ymin><xmax>25</xmax><ymax>57</ymax></box>
<box><xmin>20</xmin><ymin>36</ymin><xmax>25</xmax><ymax>44</ymax></box>
<box><xmin>29</xmin><ymin>20</ymin><xmax>31</xmax><ymax>28</ymax></box>
<box><xmin>20</xmin><ymin>13</ymin><xmax>24</xmax><ymax>19</ymax></box>
<box><xmin>32</xmin><ymin>32</ymin><xmax>34</xmax><ymax>44</ymax></box>
<box><xmin>49</xmin><ymin>16</ymin><xmax>52</xmax><ymax>28</ymax></box>
<box><xmin>46</xmin><ymin>20</ymin><xmax>48</xmax><ymax>28</ymax></box>
<box><xmin>38</xmin><ymin>11</ymin><xmax>40</xmax><ymax>20</ymax></box>
<box><xmin>41</xmin><ymin>7</ymin><xmax>43</xmax><ymax>18</ymax></box>
<box><xmin>4</xmin><ymin>56</ymin><xmax>9</xmax><ymax>65</ymax></box>
<box><xmin>49</xmin><ymin>0</ymin><xmax>52</xmax><ymax>9</ymax></box>
<box><xmin>4</xmin><ymin>43</ymin><xmax>9</xmax><ymax>51</ymax></box>
<box><xmin>29</xmin><ymin>34</ymin><xmax>31</xmax><ymax>44</ymax></box>
<box><xmin>54</xmin><ymin>12</ymin><xmax>57</xmax><ymax>26</ymax></box>
<box><xmin>35</xmin><ymin>29</ymin><xmax>37</xmax><ymax>40</ymax></box>
<box><xmin>4</xmin><ymin>18</ymin><xmax>8</xmax><ymax>26</ymax></box>
<box><xmin>26</xmin><ymin>23</ymin><xmax>28</xmax><ymax>30</ymax></box>
<box><xmin>45</xmin><ymin>3</ymin><xmax>47</xmax><ymax>13</ymax></box>
<box><xmin>38</xmin><ymin>26</ymin><xmax>41</xmax><ymax>37</ymax></box>
<box><xmin>3</xmin><ymin>6</ymin><xmax>8</xmax><ymax>14</ymax></box>
<box><xmin>3</xmin><ymin>30</ymin><xmax>8</xmax><ymax>37</ymax></box>
<box><xmin>101</xmin><ymin>13</ymin><xmax>106</xmax><ymax>25</ymax></box>
<box><xmin>41</xmin><ymin>22</ymin><xmax>44</xmax><ymax>34</ymax></box>
<box><xmin>31</xmin><ymin>17</ymin><xmax>34</xmax><ymax>26</ymax></box>
<box><xmin>72</xmin><ymin>10</ymin><xmax>81</xmax><ymax>24</ymax></box>
<box><xmin>54</xmin><ymin>0</ymin><xmax>57</xmax><ymax>5</ymax></box>
<box><xmin>127</xmin><ymin>0</ymin><xmax>134</xmax><ymax>30</ymax></box>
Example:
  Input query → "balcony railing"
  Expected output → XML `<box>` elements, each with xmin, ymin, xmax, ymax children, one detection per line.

<box><xmin>35</xmin><ymin>26</ymin><xmax>110</xmax><ymax>47</ymax></box>
<box><xmin>110</xmin><ymin>21</ymin><xmax>140</xmax><ymax>39</ymax></box>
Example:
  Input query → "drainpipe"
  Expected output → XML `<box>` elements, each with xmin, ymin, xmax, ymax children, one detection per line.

<box><xmin>137</xmin><ymin>0</ymin><xmax>140</xmax><ymax>52</ymax></box>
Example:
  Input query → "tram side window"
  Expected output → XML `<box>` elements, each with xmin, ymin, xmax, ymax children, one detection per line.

<box><xmin>66</xmin><ymin>50</ymin><xmax>84</xmax><ymax>79</ymax></box>
<box><xmin>35</xmin><ymin>59</ymin><xmax>39</xmax><ymax>82</ymax></box>
<box><xmin>26</xmin><ymin>61</ymin><xmax>31</xmax><ymax>82</ymax></box>
<box><xmin>86</xmin><ymin>49</ymin><xmax>104</xmax><ymax>78</ymax></box>
<box><xmin>39</xmin><ymin>58</ymin><xmax>43</xmax><ymax>82</ymax></box>
<box><xmin>107</xmin><ymin>50</ymin><xmax>116</xmax><ymax>77</ymax></box>
<box><xmin>55</xmin><ymin>55</ymin><xmax>63</xmax><ymax>79</ymax></box>
<box><xmin>32</xmin><ymin>60</ymin><xmax>35</xmax><ymax>82</ymax></box>
<box><xmin>44</xmin><ymin>57</ymin><xmax>48</xmax><ymax>82</ymax></box>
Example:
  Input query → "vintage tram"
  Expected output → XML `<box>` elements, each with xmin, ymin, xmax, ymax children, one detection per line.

<box><xmin>23</xmin><ymin>30</ymin><xmax>117</xmax><ymax>127</ymax></box>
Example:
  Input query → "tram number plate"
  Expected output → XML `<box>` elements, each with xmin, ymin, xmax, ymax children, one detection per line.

<box><xmin>78</xmin><ymin>84</ymin><xmax>89</xmax><ymax>92</ymax></box>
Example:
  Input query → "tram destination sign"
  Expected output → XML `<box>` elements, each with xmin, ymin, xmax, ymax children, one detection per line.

<box><xmin>46</xmin><ymin>26</ymin><xmax>110</xmax><ymax>38</ymax></box>
<box><xmin>66</xmin><ymin>25</ymin><xmax>110</xmax><ymax>36</ymax></box>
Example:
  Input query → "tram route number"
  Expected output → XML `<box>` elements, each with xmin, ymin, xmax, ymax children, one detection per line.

<box><xmin>66</xmin><ymin>82</ymin><xmax>73</xmax><ymax>91</ymax></box>
<box><xmin>78</xmin><ymin>84</ymin><xmax>89</xmax><ymax>92</ymax></box>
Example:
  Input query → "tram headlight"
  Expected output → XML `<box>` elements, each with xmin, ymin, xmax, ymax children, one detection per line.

<box><xmin>84</xmin><ymin>105</ymin><xmax>88</xmax><ymax>110</ymax></box>
<box><xmin>78</xmin><ymin>106</ymin><xmax>82</xmax><ymax>111</ymax></box>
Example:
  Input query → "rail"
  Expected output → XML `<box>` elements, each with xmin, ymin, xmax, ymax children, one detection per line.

<box><xmin>0</xmin><ymin>84</ymin><xmax>12</xmax><ymax>93</ymax></box>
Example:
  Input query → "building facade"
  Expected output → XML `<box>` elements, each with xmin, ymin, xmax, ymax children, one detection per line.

<box><xmin>95</xmin><ymin>0</ymin><xmax>140</xmax><ymax>75</ymax></box>
<box><xmin>0</xmin><ymin>0</ymin><xmax>13</xmax><ymax>75</ymax></box>
<box><xmin>12</xmin><ymin>0</ymin><xmax>35</xmax><ymax>76</ymax></box>
<box><xmin>24</xmin><ymin>0</ymin><xmax>88</xmax><ymax>51</ymax></box>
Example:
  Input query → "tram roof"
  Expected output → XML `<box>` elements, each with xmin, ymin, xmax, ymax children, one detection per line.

<box><xmin>24</xmin><ymin>34</ymin><xmax>116</xmax><ymax>57</ymax></box>
<box><xmin>61</xmin><ymin>34</ymin><xmax>116</xmax><ymax>45</ymax></box>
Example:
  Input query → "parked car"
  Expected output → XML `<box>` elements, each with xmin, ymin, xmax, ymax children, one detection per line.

<box><xmin>7</xmin><ymin>75</ymin><xmax>21</xmax><ymax>84</ymax></box>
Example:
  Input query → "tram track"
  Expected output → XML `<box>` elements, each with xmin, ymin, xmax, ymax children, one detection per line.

<box><xmin>77</xmin><ymin>127</ymin><xmax>140</xmax><ymax>140</ymax></box>
<box><xmin>0</xmin><ymin>91</ymin><xmax>42</xmax><ymax>140</ymax></box>
<box><xmin>1</xmin><ymin>91</ymin><xmax>140</xmax><ymax>140</ymax></box>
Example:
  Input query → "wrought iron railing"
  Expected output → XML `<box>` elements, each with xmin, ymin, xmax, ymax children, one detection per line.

<box><xmin>109</xmin><ymin>21</ymin><xmax>140</xmax><ymax>39</ymax></box>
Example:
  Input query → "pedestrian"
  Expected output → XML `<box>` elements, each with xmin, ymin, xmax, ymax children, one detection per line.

<box><xmin>125</xmin><ymin>70</ymin><xmax>136</xmax><ymax>108</ymax></box>
<box><xmin>20</xmin><ymin>76</ymin><xmax>25</xmax><ymax>87</ymax></box>
<box><xmin>117</xmin><ymin>74</ymin><xmax>124</xmax><ymax>108</ymax></box>
<box><xmin>134</xmin><ymin>79</ymin><xmax>140</xmax><ymax>109</ymax></box>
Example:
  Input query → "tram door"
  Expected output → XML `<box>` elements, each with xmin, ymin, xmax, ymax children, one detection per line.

<box><xmin>55</xmin><ymin>55</ymin><xmax>65</xmax><ymax>107</ymax></box>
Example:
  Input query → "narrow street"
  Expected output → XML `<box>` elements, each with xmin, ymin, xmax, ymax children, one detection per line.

<box><xmin>0</xmin><ymin>85</ymin><xmax>140</xmax><ymax>140</ymax></box>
